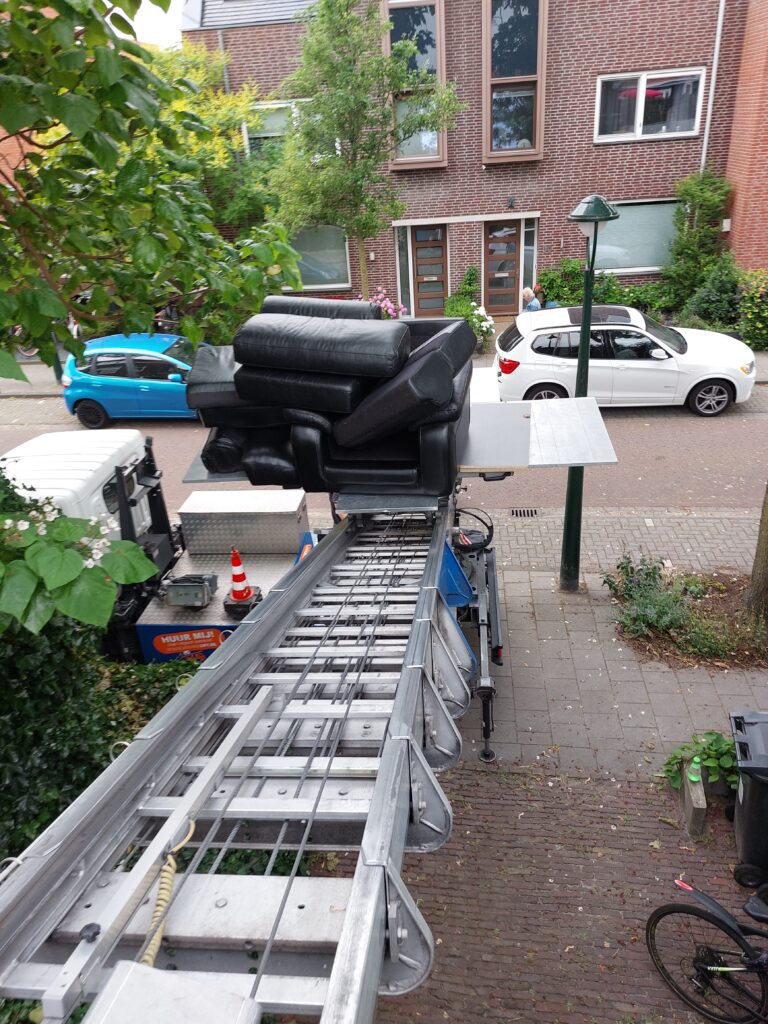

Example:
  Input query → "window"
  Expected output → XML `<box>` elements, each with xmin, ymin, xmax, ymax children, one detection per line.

<box><xmin>90</xmin><ymin>354</ymin><xmax>128</xmax><ymax>377</ymax></box>
<box><xmin>595</xmin><ymin>69</ymin><xmax>704</xmax><ymax>142</ymax></box>
<box><xmin>607</xmin><ymin>329</ymin><xmax>662</xmax><ymax>360</ymax></box>
<box><xmin>246</xmin><ymin>102</ymin><xmax>302</xmax><ymax>156</ymax></box>
<box><xmin>292</xmin><ymin>226</ymin><xmax>351</xmax><ymax>290</ymax></box>
<box><xmin>483</xmin><ymin>0</ymin><xmax>547</xmax><ymax>162</ymax></box>
<box><xmin>594</xmin><ymin>200</ymin><xmax>679</xmax><ymax>272</ymax></box>
<box><xmin>532</xmin><ymin>331</ymin><xmax>609</xmax><ymax>359</ymax></box>
<box><xmin>387</xmin><ymin>1</ymin><xmax>447</xmax><ymax>167</ymax></box>
<box><xmin>132</xmin><ymin>356</ymin><xmax>176</xmax><ymax>381</ymax></box>
<box><xmin>102</xmin><ymin>476</ymin><xmax>119</xmax><ymax>515</ymax></box>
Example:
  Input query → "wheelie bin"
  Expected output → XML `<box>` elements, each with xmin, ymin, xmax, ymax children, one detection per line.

<box><xmin>730</xmin><ymin>711</ymin><xmax>768</xmax><ymax>888</ymax></box>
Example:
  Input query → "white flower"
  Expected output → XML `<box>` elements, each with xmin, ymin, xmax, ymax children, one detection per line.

<box><xmin>100</xmin><ymin>525</ymin><xmax>110</xmax><ymax>535</ymax></box>
<box><xmin>107</xmin><ymin>517</ymin><xmax>118</xmax><ymax>530</ymax></box>
<box><xmin>84</xmin><ymin>558</ymin><xmax>95</xmax><ymax>568</ymax></box>
<box><xmin>3</xmin><ymin>519</ymin><xmax>12</xmax><ymax>529</ymax></box>
<box><xmin>90</xmin><ymin>549</ymin><xmax>103</xmax><ymax>561</ymax></box>
<box><xmin>37</xmin><ymin>524</ymin><xmax>47</xmax><ymax>535</ymax></box>
<box><xmin>89</xmin><ymin>516</ymin><xmax>99</xmax><ymax>525</ymax></box>
<box><xmin>17</xmin><ymin>520</ymin><xmax>29</xmax><ymax>531</ymax></box>
<box><xmin>95</xmin><ymin>538</ymin><xmax>110</xmax><ymax>549</ymax></box>
<box><xmin>45</xmin><ymin>511</ymin><xmax>57</xmax><ymax>521</ymax></box>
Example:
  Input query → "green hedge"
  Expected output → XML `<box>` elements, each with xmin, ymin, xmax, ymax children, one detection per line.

<box><xmin>739</xmin><ymin>271</ymin><xmax>768</xmax><ymax>351</ymax></box>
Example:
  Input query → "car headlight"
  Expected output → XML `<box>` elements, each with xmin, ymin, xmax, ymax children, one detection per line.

<box><xmin>740</xmin><ymin>361</ymin><xmax>755</xmax><ymax>375</ymax></box>
<box><xmin>61</xmin><ymin>374</ymin><xmax>72</xmax><ymax>387</ymax></box>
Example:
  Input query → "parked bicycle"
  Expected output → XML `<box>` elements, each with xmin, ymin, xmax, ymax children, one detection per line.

<box><xmin>647</xmin><ymin>879</ymin><xmax>768</xmax><ymax>1022</ymax></box>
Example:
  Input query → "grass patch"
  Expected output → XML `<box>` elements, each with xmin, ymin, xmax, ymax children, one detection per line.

<box><xmin>603</xmin><ymin>555</ymin><xmax>768</xmax><ymax>667</ymax></box>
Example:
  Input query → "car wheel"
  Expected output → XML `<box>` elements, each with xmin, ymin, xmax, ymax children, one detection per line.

<box><xmin>686</xmin><ymin>380</ymin><xmax>733</xmax><ymax>417</ymax></box>
<box><xmin>524</xmin><ymin>384</ymin><xmax>568</xmax><ymax>401</ymax></box>
<box><xmin>75</xmin><ymin>400</ymin><xmax>110</xmax><ymax>429</ymax></box>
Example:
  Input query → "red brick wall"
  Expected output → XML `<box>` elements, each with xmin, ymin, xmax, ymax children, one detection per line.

<box><xmin>725</xmin><ymin>0</ymin><xmax>768</xmax><ymax>269</ymax></box>
<box><xmin>185</xmin><ymin>0</ymin><xmax>752</xmax><ymax>306</ymax></box>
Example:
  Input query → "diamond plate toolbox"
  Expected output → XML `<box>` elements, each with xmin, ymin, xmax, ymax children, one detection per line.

<box><xmin>179</xmin><ymin>489</ymin><xmax>309</xmax><ymax>554</ymax></box>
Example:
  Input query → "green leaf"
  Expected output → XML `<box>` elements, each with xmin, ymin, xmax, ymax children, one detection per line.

<box><xmin>133</xmin><ymin>235</ymin><xmax>164</xmax><ymax>273</ymax></box>
<box><xmin>53</xmin><ymin>567</ymin><xmax>117</xmax><ymax>627</ymax></box>
<box><xmin>101</xmin><ymin>540</ymin><xmax>158</xmax><ymax>584</ymax></box>
<box><xmin>83</xmin><ymin>129</ymin><xmax>120</xmax><ymax>171</ymax></box>
<box><xmin>31</xmin><ymin>288</ymin><xmax>68</xmax><ymax>319</ymax></box>
<box><xmin>0</xmin><ymin>561</ymin><xmax>39</xmax><ymax>620</ymax></box>
<box><xmin>94</xmin><ymin>45</ymin><xmax>126</xmax><ymax>87</ymax></box>
<box><xmin>47</xmin><ymin>93</ymin><xmax>100</xmax><ymax>139</ymax></box>
<box><xmin>0</xmin><ymin>350</ymin><xmax>29</xmax><ymax>382</ymax></box>
<box><xmin>121</xmin><ymin>80</ymin><xmax>159</xmax><ymax>125</ymax></box>
<box><xmin>0</xmin><ymin>93</ymin><xmax>40</xmax><ymax>134</ymax></box>
<box><xmin>25</xmin><ymin>541</ymin><xmax>85</xmax><ymax>590</ymax></box>
<box><xmin>49</xmin><ymin>516</ymin><xmax>90</xmax><ymax>542</ymax></box>
<box><xmin>21</xmin><ymin>590</ymin><xmax>55</xmax><ymax>635</ymax></box>
<box><xmin>109</xmin><ymin>13</ymin><xmax>136</xmax><ymax>37</ymax></box>
<box><xmin>116</xmin><ymin>157</ymin><xmax>149</xmax><ymax>192</ymax></box>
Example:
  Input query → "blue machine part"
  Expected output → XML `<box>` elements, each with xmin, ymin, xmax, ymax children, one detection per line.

<box><xmin>438</xmin><ymin>541</ymin><xmax>473</xmax><ymax>607</ymax></box>
<box><xmin>294</xmin><ymin>531</ymin><xmax>318</xmax><ymax>564</ymax></box>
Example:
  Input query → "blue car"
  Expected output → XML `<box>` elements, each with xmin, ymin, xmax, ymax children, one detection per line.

<box><xmin>62</xmin><ymin>334</ymin><xmax>199</xmax><ymax>429</ymax></box>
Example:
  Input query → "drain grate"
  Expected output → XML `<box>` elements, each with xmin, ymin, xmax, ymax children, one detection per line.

<box><xmin>509</xmin><ymin>508</ymin><xmax>539</xmax><ymax>518</ymax></box>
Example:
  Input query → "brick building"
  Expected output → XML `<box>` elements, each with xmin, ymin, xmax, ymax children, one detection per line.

<box><xmin>182</xmin><ymin>0</ymin><xmax>767</xmax><ymax>315</ymax></box>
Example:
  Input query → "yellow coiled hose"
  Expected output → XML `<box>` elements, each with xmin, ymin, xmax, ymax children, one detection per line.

<box><xmin>139</xmin><ymin>819</ymin><xmax>195</xmax><ymax>967</ymax></box>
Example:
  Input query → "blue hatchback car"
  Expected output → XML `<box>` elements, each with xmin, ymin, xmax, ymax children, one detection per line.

<box><xmin>62</xmin><ymin>334</ymin><xmax>199</xmax><ymax>429</ymax></box>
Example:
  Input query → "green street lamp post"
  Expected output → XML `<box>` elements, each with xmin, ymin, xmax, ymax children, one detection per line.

<box><xmin>559</xmin><ymin>194</ymin><xmax>619</xmax><ymax>592</ymax></box>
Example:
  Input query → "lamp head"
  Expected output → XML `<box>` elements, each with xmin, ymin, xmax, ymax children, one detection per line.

<box><xmin>568</xmin><ymin>194</ymin><xmax>619</xmax><ymax>238</ymax></box>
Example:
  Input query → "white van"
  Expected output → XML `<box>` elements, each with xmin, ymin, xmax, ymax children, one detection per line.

<box><xmin>0</xmin><ymin>429</ymin><xmax>152</xmax><ymax>539</ymax></box>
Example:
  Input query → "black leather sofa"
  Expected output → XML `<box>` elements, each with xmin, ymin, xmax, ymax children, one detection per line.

<box><xmin>187</xmin><ymin>298</ymin><xmax>474</xmax><ymax>496</ymax></box>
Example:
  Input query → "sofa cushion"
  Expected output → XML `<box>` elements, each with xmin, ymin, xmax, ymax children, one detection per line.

<box><xmin>406</xmin><ymin>319</ymin><xmax>476</xmax><ymax>374</ymax></box>
<box><xmin>332</xmin><ymin>349</ymin><xmax>454</xmax><ymax>448</ymax></box>
<box><xmin>235</xmin><ymin>365</ymin><xmax>366</xmax><ymax>414</ymax></box>
<box><xmin>233</xmin><ymin>314</ymin><xmax>410</xmax><ymax>378</ymax></box>
<box><xmin>201</xmin><ymin>426</ymin><xmax>248</xmax><ymax>475</ymax></box>
<box><xmin>198</xmin><ymin>405</ymin><xmax>287</xmax><ymax>429</ymax></box>
<box><xmin>262</xmin><ymin>295</ymin><xmax>381</xmax><ymax>319</ymax></box>
<box><xmin>240</xmin><ymin>429</ymin><xmax>300</xmax><ymax>487</ymax></box>
<box><xmin>418</xmin><ymin>360</ymin><xmax>472</xmax><ymax>425</ymax></box>
<box><xmin>186</xmin><ymin>345</ymin><xmax>254</xmax><ymax>410</ymax></box>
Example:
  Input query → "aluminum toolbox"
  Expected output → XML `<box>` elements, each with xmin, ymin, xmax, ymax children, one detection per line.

<box><xmin>179</xmin><ymin>489</ymin><xmax>309</xmax><ymax>554</ymax></box>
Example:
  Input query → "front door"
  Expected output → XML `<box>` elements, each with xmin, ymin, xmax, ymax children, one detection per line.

<box><xmin>411</xmin><ymin>225</ymin><xmax>448</xmax><ymax>316</ymax></box>
<box><xmin>484</xmin><ymin>221</ymin><xmax>520</xmax><ymax>315</ymax></box>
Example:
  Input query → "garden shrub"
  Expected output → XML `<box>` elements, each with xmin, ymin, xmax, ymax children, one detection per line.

<box><xmin>662</xmin><ymin>168</ymin><xmax>731</xmax><ymax>310</ymax></box>
<box><xmin>453</xmin><ymin>265</ymin><xmax>480</xmax><ymax>303</ymax></box>
<box><xmin>738</xmin><ymin>270</ymin><xmax>768</xmax><ymax>350</ymax></box>
<box><xmin>620</xmin><ymin>280</ymin><xmax>675</xmax><ymax>318</ymax></box>
<box><xmin>536</xmin><ymin>258</ymin><xmax>622</xmax><ymax>307</ymax></box>
<box><xmin>681</xmin><ymin>251</ymin><xmax>741</xmax><ymax>329</ymax></box>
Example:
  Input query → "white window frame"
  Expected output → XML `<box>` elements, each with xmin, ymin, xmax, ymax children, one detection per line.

<box><xmin>594</xmin><ymin>198</ymin><xmax>678</xmax><ymax>275</ymax></box>
<box><xmin>243</xmin><ymin>100</ymin><xmax>306</xmax><ymax>156</ymax></box>
<box><xmin>283</xmin><ymin>226</ymin><xmax>353</xmax><ymax>293</ymax></box>
<box><xmin>593</xmin><ymin>67</ymin><xmax>706</xmax><ymax>144</ymax></box>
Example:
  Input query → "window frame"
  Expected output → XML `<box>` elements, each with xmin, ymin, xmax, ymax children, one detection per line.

<box><xmin>594</xmin><ymin>198</ymin><xmax>679</xmax><ymax>275</ymax></box>
<box><xmin>593</xmin><ymin>67</ymin><xmax>706</xmax><ymax>144</ymax></box>
<box><xmin>384</xmin><ymin>0</ymin><xmax>448</xmax><ymax>170</ymax></box>
<box><xmin>244</xmin><ymin>100</ymin><xmax>306</xmax><ymax>156</ymax></box>
<box><xmin>284</xmin><ymin>225</ymin><xmax>353</xmax><ymax>293</ymax></box>
<box><xmin>128</xmin><ymin>354</ymin><xmax>180</xmax><ymax>382</ymax></box>
<box><xmin>482</xmin><ymin>0</ymin><xmax>548</xmax><ymax>164</ymax></box>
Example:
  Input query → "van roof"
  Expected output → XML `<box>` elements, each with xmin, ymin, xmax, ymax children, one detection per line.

<box><xmin>0</xmin><ymin>430</ymin><xmax>145</xmax><ymax>507</ymax></box>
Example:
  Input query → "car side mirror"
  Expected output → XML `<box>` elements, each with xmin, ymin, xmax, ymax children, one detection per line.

<box><xmin>650</xmin><ymin>348</ymin><xmax>668</xmax><ymax>360</ymax></box>
<box><xmin>168</xmin><ymin>372</ymin><xmax>184</xmax><ymax>383</ymax></box>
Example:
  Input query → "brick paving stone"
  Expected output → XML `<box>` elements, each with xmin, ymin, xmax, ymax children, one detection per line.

<box><xmin>375</xmin><ymin>763</ymin><xmax>744</xmax><ymax>1024</ymax></box>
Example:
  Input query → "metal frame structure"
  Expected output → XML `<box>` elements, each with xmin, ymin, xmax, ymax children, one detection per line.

<box><xmin>0</xmin><ymin>503</ymin><xmax>476</xmax><ymax>1024</ymax></box>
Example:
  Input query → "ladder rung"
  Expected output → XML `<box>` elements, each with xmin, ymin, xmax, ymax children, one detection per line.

<box><xmin>283</xmin><ymin>699</ymin><xmax>394</xmax><ymax>719</ymax></box>
<box><xmin>284</xmin><ymin>626</ymin><xmax>411</xmax><ymax>639</ymax></box>
<box><xmin>294</xmin><ymin>606</ymin><xmax>416</xmax><ymax>618</ymax></box>
<box><xmin>140</xmin><ymin>796</ymin><xmax>370</xmax><ymax>821</ymax></box>
<box><xmin>182</xmin><ymin>755</ymin><xmax>381</xmax><ymax>778</ymax></box>
<box><xmin>265</xmin><ymin>644</ymin><xmax>407</xmax><ymax>659</ymax></box>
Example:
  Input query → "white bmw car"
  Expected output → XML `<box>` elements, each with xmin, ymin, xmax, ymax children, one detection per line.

<box><xmin>494</xmin><ymin>305</ymin><xmax>756</xmax><ymax>416</ymax></box>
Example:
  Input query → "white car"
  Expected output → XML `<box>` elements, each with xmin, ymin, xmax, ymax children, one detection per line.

<box><xmin>494</xmin><ymin>305</ymin><xmax>756</xmax><ymax>416</ymax></box>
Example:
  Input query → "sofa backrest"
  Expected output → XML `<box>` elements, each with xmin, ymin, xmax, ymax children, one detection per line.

<box><xmin>406</xmin><ymin>319</ymin><xmax>476</xmax><ymax>373</ymax></box>
<box><xmin>262</xmin><ymin>295</ymin><xmax>381</xmax><ymax>319</ymax></box>
<box><xmin>233</xmin><ymin>314</ymin><xmax>410</xmax><ymax>379</ymax></box>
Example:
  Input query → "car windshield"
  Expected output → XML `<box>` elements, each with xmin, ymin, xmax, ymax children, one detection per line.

<box><xmin>643</xmin><ymin>315</ymin><xmax>687</xmax><ymax>355</ymax></box>
<box><xmin>497</xmin><ymin>323</ymin><xmax>523</xmax><ymax>353</ymax></box>
<box><xmin>164</xmin><ymin>337</ymin><xmax>195</xmax><ymax>365</ymax></box>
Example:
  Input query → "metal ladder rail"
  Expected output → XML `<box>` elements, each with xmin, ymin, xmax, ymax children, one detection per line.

<box><xmin>0</xmin><ymin>510</ymin><xmax>467</xmax><ymax>1024</ymax></box>
<box><xmin>0</xmin><ymin>519</ymin><xmax>361</xmax><ymax>999</ymax></box>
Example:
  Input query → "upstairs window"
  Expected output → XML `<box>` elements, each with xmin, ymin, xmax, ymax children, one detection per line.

<box><xmin>483</xmin><ymin>0</ymin><xmax>547</xmax><ymax>162</ymax></box>
<box><xmin>595</xmin><ymin>69</ymin><xmax>704</xmax><ymax>142</ymax></box>
<box><xmin>245</xmin><ymin>102</ymin><xmax>304</xmax><ymax>157</ymax></box>
<box><xmin>387</xmin><ymin>0</ymin><xmax>447</xmax><ymax>168</ymax></box>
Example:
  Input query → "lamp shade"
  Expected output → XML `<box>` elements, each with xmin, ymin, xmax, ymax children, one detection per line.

<box><xmin>568</xmin><ymin>194</ymin><xmax>619</xmax><ymax>238</ymax></box>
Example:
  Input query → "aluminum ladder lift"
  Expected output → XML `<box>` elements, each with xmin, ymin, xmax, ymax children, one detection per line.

<box><xmin>0</xmin><ymin>501</ymin><xmax>477</xmax><ymax>1024</ymax></box>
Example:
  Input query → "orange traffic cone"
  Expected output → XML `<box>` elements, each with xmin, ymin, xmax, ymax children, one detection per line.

<box><xmin>224</xmin><ymin>547</ymin><xmax>261</xmax><ymax>619</ymax></box>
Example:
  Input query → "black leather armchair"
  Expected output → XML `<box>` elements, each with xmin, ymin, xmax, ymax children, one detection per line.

<box><xmin>187</xmin><ymin>300</ymin><xmax>475</xmax><ymax>496</ymax></box>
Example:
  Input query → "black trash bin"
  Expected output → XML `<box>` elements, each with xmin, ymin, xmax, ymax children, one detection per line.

<box><xmin>730</xmin><ymin>711</ymin><xmax>768</xmax><ymax>888</ymax></box>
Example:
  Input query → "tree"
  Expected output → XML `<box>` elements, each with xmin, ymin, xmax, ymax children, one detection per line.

<box><xmin>268</xmin><ymin>0</ymin><xmax>461</xmax><ymax>298</ymax></box>
<box><xmin>148</xmin><ymin>43</ymin><xmax>278</xmax><ymax>235</ymax></box>
<box><xmin>747</xmin><ymin>483</ymin><xmax>768</xmax><ymax>622</ymax></box>
<box><xmin>0</xmin><ymin>0</ymin><xmax>299</xmax><ymax>376</ymax></box>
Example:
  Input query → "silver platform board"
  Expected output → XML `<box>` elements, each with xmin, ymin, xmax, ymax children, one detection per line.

<box><xmin>459</xmin><ymin>397</ymin><xmax>616</xmax><ymax>472</ymax></box>
<box><xmin>183</xmin><ymin>397</ymin><xmax>616</xmax><ymax>485</ymax></box>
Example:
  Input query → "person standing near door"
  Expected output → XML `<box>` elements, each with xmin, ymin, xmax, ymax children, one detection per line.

<box><xmin>522</xmin><ymin>287</ymin><xmax>541</xmax><ymax>312</ymax></box>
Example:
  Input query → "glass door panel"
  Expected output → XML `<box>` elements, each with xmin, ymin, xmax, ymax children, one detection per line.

<box><xmin>484</xmin><ymin>221</ymin><xmax>520</xmax><ymax>314</ymax></box>
<box><xmin>412</xmin><ymin>224</ymin><xmax>447</xmax><ymax>316</ymax></box>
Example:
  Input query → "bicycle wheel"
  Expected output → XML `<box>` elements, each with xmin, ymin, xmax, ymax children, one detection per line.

<box><xmin>647</xmin><ymin>903</ymin><xmax>768</xmax><ymax>1023</ymax></box>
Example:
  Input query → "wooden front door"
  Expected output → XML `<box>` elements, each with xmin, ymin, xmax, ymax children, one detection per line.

<box><xmin>411</xmin><ymin>225</ymin><xmax>448</xmax><ymax>316</ymax></box>
<box><xmin>484</xmin><ymin>221</ymin><xmax>520</xmax><ymax>315</ymax></box>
